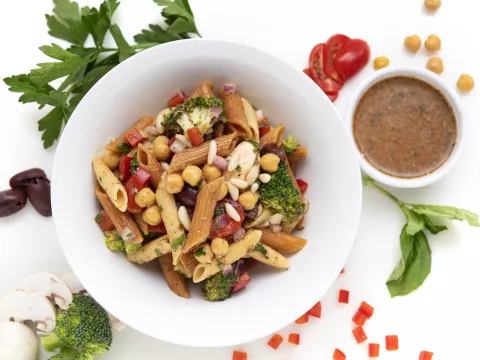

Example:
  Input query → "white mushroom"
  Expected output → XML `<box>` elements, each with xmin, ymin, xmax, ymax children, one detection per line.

<box><xmin>0</xmin><ymin>322</ymin><xmax>38</xmax><ymax>360</ymax></box>
<box><xmin>61</xmin><ymin>273</ymin><xmax>85</xmax><ymax>295</ymax></box>
<box><xmin>15</xmin><ymin>272</ymin><xmax>73</xmax><ymax>310</ymax></box>
<box><xmin>0</xmin><ymin>291</ymin><xmax>56</xmax><ymax>333</ymax></box>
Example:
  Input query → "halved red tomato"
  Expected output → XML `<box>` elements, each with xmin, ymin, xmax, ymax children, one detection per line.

<box><xmin>209</xmin><ymin>199</ymin><xmax>245</xmax><ymax>238</ymax></box>
<box><xmin>327</xmin><ymin>92</ymin><xmax>339</xmax><ymax>102</ymax></box>
<box><xmin>334</xmin><ymin>38</ymin><xmax>370</xmax><ymax>81</ymax></box>
<box><xmin>309</xmin><ymin>43</ymin><xmax>343</xmax><ymax>94</ymax></box>
<box><xmin>324</xmin><ymin>34</ymin><xmax>350</xmax><ymax>81</ymax></box>
<box><xmin>168</xmin><ymin>93</ymin><xmax>185</xmax><ymax>108</ymax></box>
<box><xmin>232</xmin><ymin>272</ymin><xmax>250</xmax><ymax>293</ymax></box>
<box><xmin>119</xmin><ymin>156</ymin><xmax>134</xmax><ymax>182</ymax></box>
<box><xmin>125</xmin><ymin>179</ymin><xmax>142</xmax><ymax>213</ymax></box>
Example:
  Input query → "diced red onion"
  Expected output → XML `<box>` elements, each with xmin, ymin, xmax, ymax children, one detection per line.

<box><xmin>233</xmin><ymin>227</ymin><xmax>246</xmax><ymax>242</ymax></box>
<box><xmin>120</xmin><ymin>227</ymin><xmax>136</xmax><ymax>242</ymax></box>
<box><xmin>235</xmin><ymin>259</ymin><xmax>245</xmax><ymax>277</ymax></box>
<box><xmin>210</xmin><ymin>107</ymin><xmax>222</xmax><ymax>117</ymax></box>
<box><xmin>222</xmin><ymin>264</ymin><xmax>233</xmax><ymax>276</ymax></box>
<box><xmin>255</xmin><ymin>110</ymin><xmax>264</xmax><ymax>120</ymax></box>
<box><xmin>224</xmin><ymin>83</ymin><xmax>236</xmax><ymax>94</ymax></box>
<box><xmin>178</xmin><ymin>90</ymin><xmax>187</xmax><ymax>99</ymax></box>
<box><xmin>213</xmin><ymin>155</ymin><xmax>228</xmax><ymax>170</ymax></box>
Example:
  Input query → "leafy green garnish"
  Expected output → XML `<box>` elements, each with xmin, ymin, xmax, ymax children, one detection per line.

<box><xmin>3</xmin><ymin>0</ymin><xmax>201</xmax><ymax>149</ymax></box>
<box><xmin>94</xmin><ymin>214</ymin><xmax>102</xmax><ymax>223</ymax></box>
<box><xmin>172</xmin><ymin>234</ymin><xmax>186</xmax><ymax>249</ymax></box>
<box><xmin>129</xmin><ymin>152</ymin><xmax>139</xmax><ymax>176</ymax></box>
<box><xmin>247</xmin><ymin>139</ymin><xmax>259</xmax><ymax>152</ymax></box>
<box><xmin>194</xmin><ymin>247</ymin><xmax>206</xmax><ymax>257</ymax></box>
<box><xmin>236</xmin><ymin>165</ymin><xmax>242</xmax><ymax>171</ymax></box>
<box><xmin>155</xmin><ymin>249</ymin><xmax>162</xmax><ymax>256</ymax></box>
<box><xmin>253</xmin><ymin>243</ymin><xmax>269</xmax><ymax>258</ymax></box>
<box><xmin>116</xmin><ymin>142</ymin><xmax>131</xmax><ymax>155</ymax></box>
<box><xmin>363</xmin><ymin>175</ymin><xmax>479</xmax><ymax>297</ymax></box>
<box><xmin>214</xmin><ymin>207</ymin><xmax>226</xmax><ymax>217</ymax></box>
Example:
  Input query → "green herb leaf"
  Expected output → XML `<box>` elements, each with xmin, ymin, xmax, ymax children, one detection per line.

<box><xmin>35</xmin><ymin>90</ymin><xmax>68</xmax><ymax>108</ymax></box>
<box><xmin>253</xmin><ymin>243</ymin><xmax>269</xmax><ymax>258</ymax></box>
<box><xmin>82</xmin><ymin>0</ymin><xmax>120</xmax><ymax>47</ymax></box>
<box><xmin>167</xmin><ymin>17</ymin><xmax>197</xmax><ymax>34</ymax></box>
<box><xmin>110</xmin><ymin>24</ymin><xmax>136</xmax><ymax>62</ymax></box>
<box><xmin>155</xmin><ymin>249</ymin><xmax>162</xmax><ymax>256</ymax></box>
<box><xmin>94</xmin><ymin>214</ymin><xmax>102</xmax><ymax>223</ymax></box>
<box><xmin>409</xmin><ymin>204</ymin><xmax>480</xmax><ymax>227</ymax></box>
<box><xmin>134</xmin><ymin>24</ymin><xmax>179</xmax><ymax>44</ymax></box>
<box><xmin>45</xmin><ymin>0</ymin><xmax>89</xmax><ymax>45</ymax></box>
<box><xmin>420</xmin><ymin>214</ymin><xmax>448</xmax><ymax>235</ymax></box>
<box><xmin>403</xmin><ymin>207</ymin><xmax>425</xmax><ymax>236</ymax></box>
<box><xmin>387</xmin><ymin>230</ymin><xmax>431</xmax><ymax>297</ymax></box>
<box><xmin>38</xmin><ymin>107</ymin><xmax>65</xmax><ymax>148</ymax></box>
<box><xmin>3</xmin><ymin>75</ymin><xmax>53</xmax><ymax>104</ymax></box>
<box><xmin>214</xmin><ymin>207</ymin><xmax>225</xmax><ymax>217</ymax></box>
<box><xmin>116</xmin><ymin>143</ymin><xmax>131</xmax><ymax>155</ymax></box>
<box><xmin>194</xmin><ymin>247</ymin><xmax>206</xmax><ymax>257</ymax></box>
<box><xmin>155</xmin><ymin>0</ymin><xmax>194</xmax><ymax>22</ymax></box>
<box><xmin>172</xmin><ymin>234</ymin><xmax>186</xmax><ymax>249</ymax></box>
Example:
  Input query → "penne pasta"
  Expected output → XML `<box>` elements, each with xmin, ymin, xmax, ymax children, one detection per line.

<box><xmin>158</xmin><ymin>253</ymin><xmax>190</xmax><ymax>299</ymax></box>
<box><xmin>222</xmin><ymin>92</ymin><xmax>252</xmax><ymax>139</ymax></box>
<box><xmin>183</xmin><ymin>177</ymin><xmax>224</xmax><ymax>252</ymax></box>
<box><xmin>179</xmin><ymin>252</ymin><xmax>198</xmax><ymax>278</ymax></box>
<box><xmin>249</xmin><ymin>244</ymin><xmax>290</xmax><ymax>269</ymax></box>
<box><xmin>126</xmin><ymin>235</ymin><xmax>171</xmax><ymax>264</ymax></box>
<box><xmin>168</xmin><ymin>132</ymin><xmax>238</xmax><ymax>173</ymax></box>
<box><xmin>156</xmin><ymin>174</ymin><xmax>185</xmax><ymax>265</ymax></box>
<box><xmin>137</xmin><ymin>143</ymin><xmax>164</xmax><ymax>188</ymax></box>
<box><xmin>188</xmin><ymin>81</ymin><xmax>215</xmax><ymax>99</ymax></box>
<box><xmin>92</xmin><ymin>157</ymin><xmax>128</xmax><ymax>212</ymax></box>
<box><xmin>244</xmin><ymin>207</ymin><xmax>273</xmax><ymax>229</ymax></box>
<box><xmin>259</xmin><ymin>229</ymin><xmax>307</xmax><ymax>254</ymax></box>
<box><xmin>241</xmin><ymin>98</ymin><xmax>260</xmax><ymax>142</ymax></box>
<box><xmin>223</xmin><ymin>229</ymin><xmax>262</xmax><ymax>265</ymax></box>
<box><xmin>106</xmin><ymin>115</ymin><xmax>155</xmax><ymax>152</ymax></box>
<box><xmin>192</xmin><ymin>262</ymin><xmax>221</xmax><ymax>283</ymax></box>
<box><xmin>260</xmin><ymin>125</ymin><xmax>285</xmax><ymax>147</ymax></box>
<box><xmin>133</xmin><ymin>212</ymin><xmax>149</xmax><ymax>235</ymax></box>
<box><xmin>95</xmin><ymin>187</ymin><xmax>143</xmax><ymax>243</ymax></box>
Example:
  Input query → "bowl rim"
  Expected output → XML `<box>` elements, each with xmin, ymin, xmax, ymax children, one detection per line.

<box><xmin>52</xmin><ymin>38</ymin><xmax>363</xmax><ymax>347</ymax></box>
<box><xmin>344</xmin><ymin>67</ymin><xmax>463</xmax><ymax>188</ymax></box>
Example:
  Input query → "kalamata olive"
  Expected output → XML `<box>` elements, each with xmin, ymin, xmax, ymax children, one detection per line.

<box><xmin>244</xmin><ymin>204</ymin><xmax>260</xmax><ymax>222</ymax></box>
<box><xmin>174</xmin><ymin>185</ymin><xmax>197</xmax><ymax>208</ymax></box>
<box><xmin>260</xmin><ymin>144</ymin><xmax>286</xmax><ymax>163</ymax></box>
<box><xmin>213</xmin><ymin>122</ymin><xmax>225</xmax><ymax>139</ymax></box>
<box><xmin>26</xmin><ymin>178</ymin><xmax>52</xmax><ymax>217</ymax></box>
<box><xmin>0</xmin><ymin>189</ymin><xmax>28</xmax><ymax>217</ymax></box>
<box><xmin>9</xmin><ymin>168</ymin><xmax>46</xmax><ymax>189</ymax></box>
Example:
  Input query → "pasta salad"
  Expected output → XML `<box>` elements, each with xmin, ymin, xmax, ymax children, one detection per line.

<box><xmin>92</xmin><ymin>82</ymin><xmax>309</xmax><ymax>301</ymax></box>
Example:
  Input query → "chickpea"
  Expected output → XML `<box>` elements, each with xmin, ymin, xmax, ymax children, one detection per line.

<box><xmin>154</xmin><ymin>135</ymin><xmax>169</xmax><ymax>145</ymax></box>
<box><xmin>457</xmin><ymin>74</ymin><xmax>475</xmax><ymax>92</ymax></box>
<box><xmin>152</xmin><ymin>139</ymin><xmax>170</xmax><ymax>161</ymax></box>
<box><xmin>426</xmin><ymin>57</ymin><xmax>444</xmax><ymax>74</ymax></box>
<box><xmin>238</xmin><ymin>191</ymin><xmax>258</xmax><ymax>211</ymax></box>
<box><xmin>425</xmin><ymin>34</ymin><xmax>441</xmax><ymax>51</ymax></box>
<box><xmin>143</xmin><ymin>206</ymin><xmax>162</xmax><ymax>225</ymax></box>
<box><xmin>404</xmin><ymin>35</ymin><xmax>422</xmax><ymax>53</ymax></box>
<box><xmin>182</xmin><ymin>165</ymin><xmax>202</xmax><ymax>187</ymax></box>
<box><xmin>211</xmin><ymin>237</ymin><xmax>229</xmax><ymax>258</ymax></box>
<box><xmin>202</xmin><ymin>164</ymin><xmax>222</xmax><ymax>182</ymax></box>
<box><xmin>103</xmin><ymin>150</ymin><xmax>121</xmax><ymax>170</ymax></box>
<box><xmin>424</xmin><ymin>0</ymin><xmax>441</xmax><ymax>11</ymax></box>
<box><xmin>194</xmin><ymin>244</ymin><xmax>214</xmax><ymax>264</ymax></box>
<box><xmin>373</xmin><ymin>56</ymin><xmax>390</xmax><ymax>70</ymax></box>
<box><xmin>217</xmin><ymin>182</ymin><xmax>228</xmax><ymax>200</ymax></box>
<box><xmin>165</xmin><ymin>174</ymin><xmax>184</xmax><ymax>194</ymax></box>
<box><xmin>134</xmin><ymin>188</ymin><xmax>155</xmax><ymax>208</ymax></box>
<box><xmin>260</xmin><ymin>153</ymin><xmax>280</xmax><ymax>173</ymax></box>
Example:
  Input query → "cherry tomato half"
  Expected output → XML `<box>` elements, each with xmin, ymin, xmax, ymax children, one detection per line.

<box><xmin>125</xmin><ymin>179</ymin><xmax>142</xmax><ymax>214</ymax></box>
<box><xmin>258</xmin><ymin>118</ymin><xmax>271</xmax><ymax>137</ymax></box>
<box><xmin>324</xmin><ymin>34</ymin><xmax>350</xmax><ymax>81</ymax></box>
<box><xmin>334</xmin><ymin>39</ymin><xmax>370</xmax><ymax>81</ymax></box>
<box><xmin>309</xmin><ymin>44</ymin><xmax>343</xmax><ymax>94</ymax></box>
<box><xmin>209</xmin><ymin>198</ymin><xmax>245</xmax><ymax>238</ymax></box>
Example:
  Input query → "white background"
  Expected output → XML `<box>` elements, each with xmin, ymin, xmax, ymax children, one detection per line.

<box><xmin>1</xmin><ymin>0</ymin><xmax>479</xmax><ymax>359</ymax></box>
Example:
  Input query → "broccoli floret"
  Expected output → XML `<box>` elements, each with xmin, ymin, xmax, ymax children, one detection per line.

<box><xmin>258</xmin><ymin>163</ymin><xmax>305</xmax><ymax>223</ymax></box>
<box><xmin>163</xmin><ymin>97</ymin><xmax>226</xmax><ymax>135</ymax></box>
<box><xmin>282</xmin><ymin>135</ymin><xmax>299</xmax><ymax>155</ymax></box>
<box><xmin>202</xmin><ymin>272</ymin><xmax>237</xmax><ymax>302</ymax></box>
<box><xmin>104</xmin><ymin>231</ymin><xmax>125</xmax><ymax>252</ymax></box>
<box><xmin>124</xmin><ymin>241</ymin><xmax>141</xmax><ymax>255</ymax></box>
<box><xmin>41</xmin><ymin>295</ymin><xmax>113</xmax><ymax>359</ymax></box>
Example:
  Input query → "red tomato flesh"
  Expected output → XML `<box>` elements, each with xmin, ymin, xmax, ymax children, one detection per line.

<box><xmin>419</xmin><ymin>351</ymin><xmax>433</xmax><ymax>360</ymax></box>
<box><xmin>352</xmin><ymin>310</ymin><xmax>368</xmax><ymax>326</ymax></box>
<box><xmin>119</xmin><ymin>156</ymin><xmax>134</xmax><ymax>182</ymax></box>
<box><xmin>369</xmin><ymin>343</ymin><xmax>380</xmax><ymax>358</ymax></box>
<box><xmin>296</xmin><ymin>179</ymin><xmax>308</xmax><ymax>193</ymax></box>
<box><xmin>209</xmin><ymin>199</ymin><xmax>245</xmax><ymax>238</ymax></box>
<box><xmin>124</xmin><ymin>128</ymin><xmax>144</xmax><ymax>147</ymax></box>
<box><xmin>232</xmin><ymin>351</ymin><xmax>247</xmax><ymax>360</ymax></box>
<box><xmin>295</xmin><ymin>313</ymin><xmax>309</xmax><ymax>324</ymax></box>
<box><xmin>168</xmin><ymin>93</ymin><xmax>185</xmax><ymax>108</ymax></box>
<box><xmin>288</xmin><ymin>333</ymin><xmax>300</xmax><ymax>345</ymax></box>
<box><xmin>258</xmin><ymin>118</ymin><xmax>271</xmax><ymax>137</ymax></box>
<box><xmin>95</xmin><ymin>210</ymin><xmax>114</xmax><ymax>231</ymax></box>
<box><xmin>232</xmin><ymin>272</ymin><xmax>251</xmax><ymax>293</ymax></box>
<box><xmin>334</xmin><ymin>38</ymin><xmax>370</xmax><ymax>81</ymax></box>
<box><xmin>187</xmin><ymin>127</ymin><xmax>204</xmax><ymax>146</ymax></box>
<box><xmin>324</xmin><ymin>34</ymin><xmax>350</xmax><ymax>81</ymax></box>
<box><xmin>267</xmin><ymin>334</ymin><xmax>283</xmax><ymax>350</ymax></box>
<box><xmin>386</xmin><ymin>335</ymin><xmax>399</xmax><ymax>351</ymax></box>
<box><xmin>307</xmin><ymin>301</ymin><xmax>322</xmax><ymax>318</ymax></box>
<box><xmin>338</xmin><ymin>289</ymin><xmax>350</xmax><ymax>304</ymax></box>
<box><xmin>125</xmin><ymin>179</ymin><xmax>142</xmax><ymax>213</ymax></box>
<box><xmin>327</xmin><ymin>92</ymin><xmax>339</xmax><ymax>102</ymax></box>
<box><xmin>309</xmin><ymin>43</ymin><xmax>343</xmax><ymax>94</ymax></box>
<box><xmin>333</xmin><ymin>348</ymin><xmax>346</xmax><ymax>360</ymax></box>
<box><xmin>131</xmin><ymin>168</ymin><xmax>151</xmax><ymax>189</ymax></box>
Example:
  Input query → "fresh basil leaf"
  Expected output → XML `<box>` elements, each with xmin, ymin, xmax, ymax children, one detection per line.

<box><xmin>387</xmin><ymin>230</ymin><xmax>432</xmax><ymax>297</ymax></box>
<box><xmin>110</xmin><ymin>24</ymin><xmax>136</xmax><ymax>62</ymax></box>
<box><xmin>134</xmin><ymin>24</ymin><xmax>179</xmax><ymax>44</ymax></box>
<box><xmin>409</xmin><ymin>204</ymin><xmax>480</xmax><ymax>227</ymax></box>
<box><xmin>38</xmin><ymin>107</ymin><xmax>65</xmax><ymax>149</ymax></box>
<box><xmin>404</xmin><ymin>207</ymin><xmax>425</xmax><ymax>236</ymax></box>
<box><xmin>387</xmin><ymin>225</ymin><xmax>414</xmax><ymax>282</ymax></box>
<box><xmin>421</xmin><ymin>214</ymin><xmax>448</xmax><ymax>235</ymax></box>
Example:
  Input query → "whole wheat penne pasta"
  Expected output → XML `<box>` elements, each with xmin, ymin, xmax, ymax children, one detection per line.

<box><xmin>179</xmin><ymin>252</ymin><xmax>198</xmax><ymax>278</ymax></box>
<box><xmin>188</xmin><ymin>81</ymin><xmax>216</xmax><ymax>99</ymax></box>
<box><xmin>106</xmin><ymin>115</ymin><xmax>155</xmax><ymax>152</ymax></box>
<box><xmin>156</xmin><ymin>174</ymin><xmax>184</xmax><ymax>265</ymax></box>
<box><xmin>249</xmin><ymin>244</ymin><xmax>290</xmax><ymax>269</ymax></box>
<box><xmin>133</xmin><ymin>213</ymin><xmax>149</xmax><ymax>235</ymax></box>
<box><xmin>95</xmin><ymin>187</ymin><xmax>143</xmax><ymax>243</ymax></box>
<box><xmin>137</xmin><ymin>143</ymin><xmax>164</xmax><ymax>188</ymax></box>
<box><xmin>288</xmin><ymin>145</ymin><xmax>308</xmax><ymax>174</ymax></box>
<box><xmin>223</xmin><ymin>229</ymin><xmax>262</xmax><ymax>264</ymax></box>
<box><xmin>126</xmin><ymin>235</ymin><xmax>171</xmax><ymax>264</ymax></box>
<box><xmin>158</xmin><ymin>254</ymin><xmax>190</xmax><ymax>299</ymax></box>
<box><xmin>260</xmin><ymin>125</ymin><xmax>285</xmax><ymax>147</ymax></box>
<box><xmin>259</xmin><ymin>229</ymin><xmax>307</xmax><ymax>254</ymax></box>
<box><xmin>183</xmin><ymin>177</ymin><xmax>224</xmax><ymax>252</ymax></box>
<box><xmin>168</xmin><ymin>132</ymin><xmax>238</xmax><ymax>173</ymax></box>
<box><xmin>222</xmin><ymin>92</ymin><xmax>252</xmax><ymax>139</ymax></box>
<box><xmin>192</xmin><ymin>262</ymin><xmax>221</xmax><ymax>283</ymax></box>
<box><xmin>241</xmin><ymin>98</ymin><xmax>260</xmax><ymax>142</ymax></box>
<box><xmin>92</xmin><ymin>157</ymin><xmax>128</xmax><ymax>212</ymax></box>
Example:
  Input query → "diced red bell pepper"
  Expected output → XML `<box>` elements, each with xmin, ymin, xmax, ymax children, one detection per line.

<box><xmin>352</xmin><ymin>310</ymin><xmax>368</xmax><ymax>326</ymax></box>
<box><xmin>352</xmin><ymin>327</ymin><xmax>367</xmax><ymax>344</ymax></box>
<box><xmin>419</xmin><ymin>351</ymin><xmax>433</xmax><ymax>360</ymax></box>
<box><xmin>307</xmin><ymin>301</ymin><xmax>322</xmax><ymax>318</ymax></box>
<box><xmin>368</xmin><ymin>343</ymin><xmax>380</xmax><ymax>358</ymax></box>
<box><xmin>296</xmin><ymin>179</ymin><xmax>308</xmax><ymax>193</ymax></box>
<box><xmin>131</xmin><ymin>168</ymin><xmax>151</xmax><ymax>189</ymax></box>
<box><xmin>295</xmin><ymin>313</ymin><xmax>309</xmax><ymax>324</ymax></box>
<box><xmin>288</xmin><ymin>333</ymin><xmax>300</xmax><ymax>345</ymax></box>
<box><xmin>359</xmin><ymin>301</ymin><xmax>374</xmax><ymax>318</ymax></box>
<box><xmin>267</xmin><ymin>334</ymin><xmax>283</xmax><ymax>350</ymax></box>
<box><xmin>148</xmin><ymin>223</ymin><xmax>166</xmax><ymax>234</ymax></box>
<box><xmin>258</xmin><ymin>118</ymin><xmax>271</xmax><ymax>137</ymax></box>
<box><xmin>338</xmin><ymin>289</ymin><xmax>350</xmax><ymax>304</ymax></box>
<box><xmin>125</xmin><ymin>179</ymin><xmax>142</xmax><ymax>213</ymax></box>
<box><xmin>333</xmin><ymin>348</ymin><xmax>346</xmax><ymax>360</ymax></box>
<box><xmin>168</xmin><ymin>93</ymin><xmax>185</xmax><ymax>108</ymax></box>
<box><xmin>232</xmin><ymin>272</ymin><xmax>251</xmax><ymax>293</ymax></box>
<box><xmin>124</xmin><ymin>128</ymin><xmax>144</xmax><ymax>147</ymax></box>
<box><xmin>232</xmin><ymin>351</ymin><xmax>247</xmax><ymax>360</ymax></box>
<box><xmin>119</xmin><ymin>156</ymin><xmax>134</xmax><ymax>182</ymax></box>
<box><xmin>187</xmin><ymin>127</ymin><xmax>204</xmax><ymax>146</ymax></box>
<box><xmin>168</xmin><ymin>136</ymin><xmax>176</xmax><ymax>147</ymax></box>
<box><xmin>95</xmin><ymin>210</ymin><xmax>114</xmax><ymax>231</ymax></box>
<box><xmin>386</xmin><ymin>335</ymin><xmax>399</xmax><ymax>351</ymax></box>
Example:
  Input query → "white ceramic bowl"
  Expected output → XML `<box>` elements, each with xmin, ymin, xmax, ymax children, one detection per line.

<box><xmin>52</xmin><ymin>39</ymin><xmax>362</xmax><ymax>347</ymax></box>
<box><xmin>345</xmin><ymin>68</ymin><xmax>463</xmax><ymax>188</ymax></box>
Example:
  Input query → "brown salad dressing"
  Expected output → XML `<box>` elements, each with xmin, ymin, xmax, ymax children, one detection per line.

<box><xmin>353</xmin><ymin>76</ymin><xmax>457</xmax><ymax>178</ymax></box>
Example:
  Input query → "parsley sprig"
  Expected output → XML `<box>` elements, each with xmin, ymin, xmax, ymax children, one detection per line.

<box><xmin>3</xmin><ymin>0</ymin><xmax>200</xmax><ymax>149</ymax></box>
